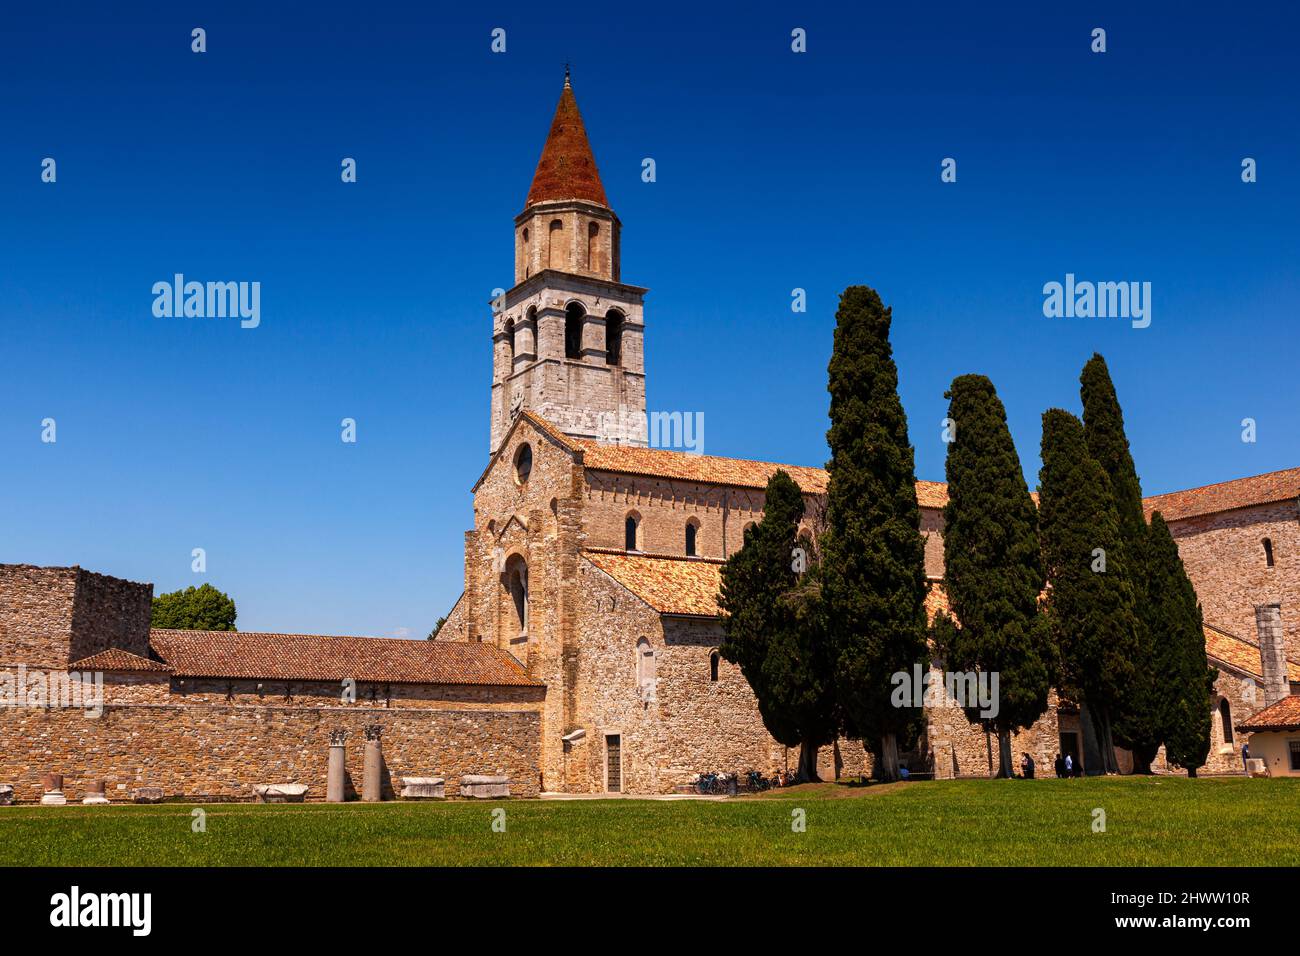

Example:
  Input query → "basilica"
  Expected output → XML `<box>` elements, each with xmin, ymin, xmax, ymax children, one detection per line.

<box><xmin>1</xmin><ymin>75</ymin><xmax>1298</xmax><ymax>802</ymax></box>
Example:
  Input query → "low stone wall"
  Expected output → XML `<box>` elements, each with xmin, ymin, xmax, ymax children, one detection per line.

<box><xmin>0</xmin><ymin>703</ymin><xmax>541</xmax><ymax>803</ymax></box>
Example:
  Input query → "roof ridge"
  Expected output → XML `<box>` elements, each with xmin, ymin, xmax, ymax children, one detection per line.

<box><xmin>1144</xmin><ymin>465</ymin><xmax>1300</xmax><ymax>502</ymax></box>
<box><xmin>573</xmin><ymin>437</ymin><xmax>827</xmax><ymax>474</ymax></box>
<box><xmin>584</xmin><ymin>547</ymin><xmax>726</xmax><ymax>565</ymax></box>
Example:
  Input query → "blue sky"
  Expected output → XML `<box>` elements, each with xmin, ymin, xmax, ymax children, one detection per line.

<box><xmin>3</xmin><ymin>1</ymin><xmax>1297</xmax><ymax>636</ymax></box>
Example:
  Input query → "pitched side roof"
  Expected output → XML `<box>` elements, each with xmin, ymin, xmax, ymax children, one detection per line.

<box><xmin>1237</xmin><ymin>695</ymin><xmax>1300</xmax><ymax>732</ymax></box>
<box><xmin>148</xmin><ymin>630</ymin><xmax>541</xmax><ymax>686</ymax></box>
<box><xmin>1143</xmin><ymin>467</ymin><xmax>1300</xmax><ymax>522</ymax></box>
<box><xmin>68</xmin><ymin>648</ymin><xmax>172</xmax><ymax>673</ymax></box>
<box><xmin>1203</xmin><ymin>622</ymin><xmax>1300</xmax><ymax>683</ymax></box>
<box><xmin>583</xmin><ymin>549</ymin><xmax>724</xmax><ymax>617</ymax></box>
<box><xmin>525</xmin><ymin>75</ymin><xmax>608</xmax><ymax>208</ymax></box>
<box><xmin>572</xmin><ymin>436</ymin><xmax>949</xmax><ymax>507</ymax></box>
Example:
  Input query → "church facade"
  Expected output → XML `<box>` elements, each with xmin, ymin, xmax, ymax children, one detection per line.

<box><xmin>1</xmin><ymin>76</ymin><xmax>1298</xmax><ymax>801</ymax></box>
<box><xmin>434</xmin><ymin>74</ymin><xmax>1300</xmax><ymax>790</ymax></box>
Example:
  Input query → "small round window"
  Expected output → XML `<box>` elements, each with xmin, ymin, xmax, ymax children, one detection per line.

<box><xmin>513</xmin><ymin>443</ymin><xmax>533</xmax><ymax>484</ymax></box>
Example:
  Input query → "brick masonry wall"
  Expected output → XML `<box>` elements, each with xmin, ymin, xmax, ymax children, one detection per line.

<box><xmin>0</xmin><ymin>701</ymin><xmax>541</xmax><ymax>803</ymax></box>
<box><xmin>568</xmin><ymin>560</ymin><xmax>795</xmax><ymax>793</ymax></box>
<box><xmin>1163</xmin><ymin>500</ymin><xmax>1300</xmax><ymax>658</ymax></box>
<box><xmin>0</xmin><ymin>565</ymin><xmax>153</xmax><ymax>669</ymax></box>
<box><xmin>0</xmin><ymin>565</ymin><xmax>78</xmax><ymax>668</ymax></box>
<box><xmin>69</xmin><ymin>568</ymin><xmax>153</xmax><ymax>662</ymax></box>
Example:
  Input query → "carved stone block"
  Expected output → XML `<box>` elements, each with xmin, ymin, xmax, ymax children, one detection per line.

<box><xmin>459</xmin><ymin>774</ymin><xmax>510</xmax><ymax>799</ymax></box>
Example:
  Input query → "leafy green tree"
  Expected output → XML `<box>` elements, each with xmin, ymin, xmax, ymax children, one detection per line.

<box><xmin>719</xmin><ymin>470</ymin><xmax>838</xmax><ymax>781</ymax></box>
<box><xmin>938</xmin><ymin>375</ymin><xmax>1054</xmax><ymax>778</ymax></box>
<box><xmin>1148</xmin><ymin>512</ymin><xmax>1218</xmax><ymax>776</ymax></box>
<box><xmin>1037</xmin><ymin>409</ymin><xmax>1137</xmax><ymax>774</ymax></box>
<box><xmin>820</xmin><ymin>286</ymin><xmax>929</xmax><ymax>782</ymax></box>
<box><xmin>1080</xmin><ymin>354</ymin><xmax>1161</xmax><ymax>771</ymax></box>
<box><xmin>151</xmin><ymin>583</ymin><xmax>237</xmax><ymax>631</ymax></box>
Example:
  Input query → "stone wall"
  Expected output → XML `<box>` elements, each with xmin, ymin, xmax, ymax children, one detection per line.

<box><xmin>0</xmin><ymin>565</ymin><xmax>78</xmax><ymax>668</ymax></box>
<box><xmin>1163</xmin><ymin>500</ymin><xmax>1300</xmax><ymax>659</ymax></box>
<box><xmin>0</xmin><ymin>565</ymin><xmax>152</xmax><ymax>669</ymax></box>
<box><xmin>0</xmin><ymin>700</ymin><xmax>541</xmax><ymax>803</ymax></box>
<box><xmin>567</xmin><ymin>560</ymin><xmax>796</xmax><ymax>793</ymax></box>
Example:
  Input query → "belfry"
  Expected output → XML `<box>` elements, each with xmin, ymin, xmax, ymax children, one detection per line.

<box><xmin>490</xmin><ymin>71</ymin><xmax>648</xmax><ymax>452</ymax></box>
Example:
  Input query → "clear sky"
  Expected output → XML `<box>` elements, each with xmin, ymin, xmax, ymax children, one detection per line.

<box><xmin>3</xmin><ymin>1</ymin><xmax>1297</xmax><ymax>637</ymax></box>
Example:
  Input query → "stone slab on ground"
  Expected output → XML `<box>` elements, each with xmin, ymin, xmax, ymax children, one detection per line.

<box><xmin>132</xmin><ymin>787</ymin><xmax>165</xmax><ymax>804</ymax></box>
<box><xmin>253</xmin><ymin>783</ymin><xmax>309</xmax><ymax>803</ymax></box>
<box><xmin>400</xmin><ymin>777</ymin><xmax>446</xmax><ymax>799</ymax></box>
<box><xmin>459</xmin><ymin>774</ymin><xmax>510</xmax><ymax>798</ymax></box>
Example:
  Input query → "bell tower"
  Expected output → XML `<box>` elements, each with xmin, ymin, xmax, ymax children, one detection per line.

<box><xmin>490</xmin><ymin>70</ymin><xmax>648</xmax><ymax>452</ymax></box>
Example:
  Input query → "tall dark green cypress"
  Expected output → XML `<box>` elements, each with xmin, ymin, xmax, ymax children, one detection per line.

<box><xmin>718</xmin><ymin>470</ymin><xmax>838</xmax><ymax>781</ymax></box>
<box><xmin>938</xmin><ymin>375</ymin><xmax>1053</xmax><ymax>778</ymax></box>
<box><xmin>1080</xmin><ymin>354</ymin><xmax>1161</xmax><ymax>772</ymax></box>
<box><xmin>1148</xmin><ymin>512</ymin><xmax>1218</xmax><ymax>775</ymax></box>
<box><xmin>820</xmin><ymin>286</ymin><xmax>929</xmax><ymax>782</ymax></box>
<box><xmin>1038</xmin><ymin>409</ymin><xmax>1138</xmax><ymax>774</ymax></box>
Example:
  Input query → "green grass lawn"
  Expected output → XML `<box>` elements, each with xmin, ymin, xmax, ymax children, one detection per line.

<box><xmin>4</xmin><ymin>777</ymin><xmax>1297</xmax><ymax>866</ymax></box>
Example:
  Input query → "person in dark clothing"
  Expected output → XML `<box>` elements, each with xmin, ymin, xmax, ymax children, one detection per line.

<box><xmin>1023</xmin><ymin>753</ymin><xmax>1035</xmax><ymax>779</ymax></box>
<box><xmin>1054</xmin><ymin>753</ymin><xmax>1064</xmax><ymax>778</ymax></box>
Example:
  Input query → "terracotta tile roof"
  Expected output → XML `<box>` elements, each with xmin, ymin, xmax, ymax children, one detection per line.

<box><xmin>1203</xmin><ymin>623</ymin><xmax>1300</xmax><ymax>683</ymax></box>
<box><xmin>584</xmin><ymin>549</ymin><xmax>724</xmax><ymax>617</ymax></box>
<box><xmin>1237</xmin><ymin>695</ymin><xmax>1300</xmax><ymax>732</ymax></box>
<box><xmin>68</xmin><ymin>648</ymin><xmax>171</xmax><ymax>673</ymax></box>
<box><xmin>571</xmin><ymin>435</ymin><xmax>950</xmax><ymax>507</ymax></box>
<box><xmin>1143</xmin><ymin>467</ymin><xmax>1300</xmax><ymax>522</ymax></box>
<box><xmin>924</xmin><ymin>581</ymin><xmax>950</xmax><ymax>623</ymax></box>
<box><xmin>525</xmin><ymin>75</ymin><xmax>608</xmax><ymax>208</ymax></box>
<box><xmin>148</xmin><ymin>630</ymin><xmax>541</xmax><ymax>686</ymax></box>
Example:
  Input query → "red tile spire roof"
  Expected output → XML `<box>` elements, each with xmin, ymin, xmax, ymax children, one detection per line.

<box><xmin>525</xmin><ymin>70</ymin><xmax>608</xmax><ymax>209</ymax></box>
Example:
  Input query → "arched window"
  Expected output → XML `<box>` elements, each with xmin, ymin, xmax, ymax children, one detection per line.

<box><xmin>587</xmin><ymin>221</ymin><xmax>600</xmax><ymax>272</ymax></box>
<box><xmin>1219</xmin><ymin>699</ymin><xmax>1234</xmax><ymax>744</ymax></box>
<box><xmin>513</xmin><ymin>443</ymin><xmax>533</xmax><ymax>484</ymax></box>
<box><xmin>709</xmin><ymin>650</ymin><xmax>720</xmax><ymax>682</ymax></box>
<box><xmin>548</xmin><ymin>219</ymin><xmax>564</xmax><ymax>270</ymax></box>
<box><xmin>605</xmin><ymin>309</ymin><xmax>624</xmax><ymax>367</ymax></box>
<box><xmin>636</xmin><ymin>637</ymin><xmax>656</xmax><ymax>700</ymax></box>
<box><xmin>504</xmin><ymin>318</ymin><xmax>516</xmax><ymax>368</ymax></box>
<box><xmin>1263</xmin><ymin>538</ymin><xmax>1275</xmax><ymax>568</ymax></box>
<box><xmin>625</xmin><ymin>513</ymin><xmax>640</xmax><ymax>551</ymax></box>
<box><xmin>685</xmin><ymin>520</ymin><xmax>698</xmax><ymax>557</ymax></box>
<box><xmin>504</xmin><ymin>555</ymin><xmax>528</xmax><ymax>638</ymax></box>
<box><xmin>565</xmin><ymin>303</ymin><xmax>585</xmax><ymax>360</ymax></box>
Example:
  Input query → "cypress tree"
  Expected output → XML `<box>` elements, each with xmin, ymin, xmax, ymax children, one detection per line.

<box><xmin>1148</xmin><ymin>512</ymin><xmax>1218</xmax><ymax>776</ymax></box>
<box><xmin>1038</xmin><ymin>409</ymin><xmax>1138</xmax><ymax>774</ymax></box>
<box><xmin>939</xmin><ymin>375</ymin><xmax>1053</xmax><ymax>778</ymax></box>
<box><xmin>820</xmin><ymin>286</ymin><xmax>929</xmax><ymax>782</ymax></box>
<box><xmin>719</xmin><ymin>470</ymin><xmax>838</xmax><ymax>781</ymax></box>
<box><xmin>1080</xmin><ymin>354</ymin><xmax>1161</xmax><ymax>772</ymax></box>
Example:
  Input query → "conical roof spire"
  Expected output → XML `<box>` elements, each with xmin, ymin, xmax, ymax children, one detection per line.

<box><xmin>525</xmin><ymin>70</ymin><xmax>608</xmax><ymax>208</ymax></box>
